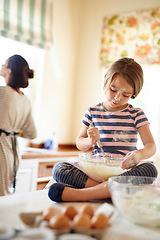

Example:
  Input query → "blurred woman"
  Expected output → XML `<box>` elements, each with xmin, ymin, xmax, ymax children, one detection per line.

<box><xmin>0</xmin><ymin>54</ymin><xmax>37</xmax><ymax>196</ymax></box>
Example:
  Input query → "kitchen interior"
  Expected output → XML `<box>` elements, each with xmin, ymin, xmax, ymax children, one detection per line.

<box><xmin>0</xmin><ymin>0</ymin><xmax>160</xmax><ymax>239</ymax></box>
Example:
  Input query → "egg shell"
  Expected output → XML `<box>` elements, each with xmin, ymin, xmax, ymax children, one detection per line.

<box><xmin>63</xmin><ymin>205</ymin><xmax>78</xmax><ymax>220</ymax></box>
<box><xmin>91</xmin><ymin>213</ymin><xmax>110</xmax><ymax>229</ymax></box>
<box><xmin>73</xmin><ymin>213</ymin><xmax>91</xmax><ymax>229</ymax></box>
<box><xmin>79</xmin><ymin>203</ymin><xmax>94</xmax><ymax>218</ymax></box>
<box><xmin>42</xmin><ymin>206</ymin><xmax>62</xmax><ymax>221</ymax></box>
<box><xmin>48</xmin><ymin>214</ymin><xmax>70</xmax><ymax>230</ymax></box>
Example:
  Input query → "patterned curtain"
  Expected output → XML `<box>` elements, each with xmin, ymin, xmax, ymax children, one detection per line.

<box><xmin>0</xmin><ymin>0</ymin><xmax>53</xmax><ymax>49</ymax></box>
<box><xmin>100</xmin><ymin>7</ymin><xmax>160</xmax><ymax>68</ymax></box>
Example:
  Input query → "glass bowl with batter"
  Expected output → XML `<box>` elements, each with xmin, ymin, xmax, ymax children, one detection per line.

<box><xmin>78</xmin><ymin>152</ymin><xmax>125</xmax><ymax>182</ymax></box>
<box><xmin>109</xmin><ymin>176</ymin><xmax>160</xmax><ymax>227</ymax></box>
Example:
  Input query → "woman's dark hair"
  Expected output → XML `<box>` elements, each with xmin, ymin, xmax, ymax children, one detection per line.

<box><xmin>7</xmin><ymin>54</ymin><xmax>34</xmax><ymax>89</ymax></box>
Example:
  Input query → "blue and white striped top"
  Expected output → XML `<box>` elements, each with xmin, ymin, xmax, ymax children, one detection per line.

<box><xmin>82</xmin><ymin>103</ymin><xmax>149</xmax><ymax>156</ymax></box>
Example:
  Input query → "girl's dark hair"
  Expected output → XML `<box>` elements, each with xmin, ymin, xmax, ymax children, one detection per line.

<box><xmin>104</xmin><ymin>57</ymin><xmax>144</xmax><ymax>98</ymax></box>
<box><xmin>7</xmin><ymin>54</ymin><xmax>34</xmax><ymax>89</ymax></box>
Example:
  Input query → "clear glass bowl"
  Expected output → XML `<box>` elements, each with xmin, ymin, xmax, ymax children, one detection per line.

<box><xmin>78</xmin><ymin>152</ymin><xmax>124</xmax><ymax>181</ymax></box>
<box><xmin>109</xmin><ymin>176</ymin><xmax>160</xmax><ymax>227</ymax></box>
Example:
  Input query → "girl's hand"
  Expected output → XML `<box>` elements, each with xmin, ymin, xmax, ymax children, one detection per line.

<box><xmin>87</xmin><ymin>126</ymin><xmax>100</xmax><ymax>146</ymax></box>
<box><xmin>121</xmin><ymin>150</ymin><xmax>141</xmax><ymax>170</ymax></box>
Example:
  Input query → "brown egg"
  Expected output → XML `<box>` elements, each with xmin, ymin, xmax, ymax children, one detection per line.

<box><xmin>91</xmin><ymin>213</ymin><xmax>110</xmax><ymax>229</ymax></box>
<box><xmin>48</xmin><ymin>214</ymin><xmax>70</xmax><ymax>230</ymax></box>
<box><xmin>63</xmin><ymin>205</ymin><xmax>78</xmax><ymax>220</ymax></box>
<box><xmin>73</xmin><ymin>213</ymin><xmax>91</xmax><ymax>229</ymax></box>
<box><xmin>42</xmin><ymin>206</ymin><xmax>62</xmax><ymax>221</ymax></box>
<box><xmin>79</xmin><ymin>203</ymin><xmax>94</xmax><ymax>218</ymax></box>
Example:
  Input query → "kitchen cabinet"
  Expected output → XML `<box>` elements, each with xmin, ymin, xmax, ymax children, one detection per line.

<box><xmin>15</xmin><ymin>159</ymin><xmax>38</xmax><ymax>193</ymax></box>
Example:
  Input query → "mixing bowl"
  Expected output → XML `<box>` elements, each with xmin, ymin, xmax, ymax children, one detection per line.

<box><xmin>78</xmin><ymin>152</ymin><xmax>125</xmax><ymax>181</ymax></box>
<box><xmin>109</xmin><ymin>176</ymin><xmax>160</xmax><ymax>227</ymax></box>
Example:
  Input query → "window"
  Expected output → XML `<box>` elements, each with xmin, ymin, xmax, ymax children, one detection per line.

<box><xmin>129</xmin><ymin>64</ymin><xmax>160</xmax><ymax>155</ymax></box>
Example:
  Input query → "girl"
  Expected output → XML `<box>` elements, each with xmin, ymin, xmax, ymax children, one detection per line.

<box><xmin>49</xmin><ymin>57</ymin><xmax>157</xmax><ymax>202</ymax></box>
<box><xmin>0</xmin><ymin>55</ymin><xmax>37</xmax><ymax>196</ymax></box>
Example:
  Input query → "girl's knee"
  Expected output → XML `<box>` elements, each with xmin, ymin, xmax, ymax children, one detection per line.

<box><xmin>146</xmin><ymin>163</ymin><xmax>158</xmax><ymax>178</ymax></box>
<box><xmin>52</xmin><ymin>162</ymin><xmax>88</xmax><ymax>188</ymax></box>
<box><xmin>120</xmin><ymin>162</ymin><xmax>158</xmax><ymax>178</ymax></box>
<box><xmin>136</xmin><ymin>162</ymin><xmax>158</xmax><ymax>178</ymax></box>
<box><xmin>52</xmin><ymin>162</ymin><xmax>69</xmax><ymax>181</ymax></box>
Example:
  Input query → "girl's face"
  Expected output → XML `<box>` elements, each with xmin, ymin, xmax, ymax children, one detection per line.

<box><xmin>104</xmin><ymin>74</ymin><xmax>134</xmax><ymax>111</ymax></box>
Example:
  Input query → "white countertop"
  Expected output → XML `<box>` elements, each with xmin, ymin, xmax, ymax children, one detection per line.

<box><xmin>0</xmin><ymin>190</ymin><xmax>52</xmax><ymax>229</ymax></box>
<box><xmin>0</xmin><ymin>190</ymin><xmax>160</xmax><ymax>240</ymax></box>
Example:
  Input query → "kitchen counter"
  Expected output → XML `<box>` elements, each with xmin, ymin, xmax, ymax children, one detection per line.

<box><xmin>21</xmin><ymin>146</ymin><xmax>80</xmax><ymax>159</ymax></box>
<box><xmin>0</xmin><ymin>190</ymin><xmax>160</xmax><ymax>240</ymax></box>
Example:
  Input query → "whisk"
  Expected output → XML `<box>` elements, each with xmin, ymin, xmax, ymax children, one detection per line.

<box><xmin>90</xmin><ymin>123</ymin><xmax>106</xmax><ymax>157</ymax></box>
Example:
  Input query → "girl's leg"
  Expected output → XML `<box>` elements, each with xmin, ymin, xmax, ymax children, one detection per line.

<box><xmin>120</xmin><ymin>162</ymin><xmax>158</xmax><ymax>178</ymax></box>
<box><xmin>48</xmin><ymin>181</ymin><xmax>110</xmax><ymax>202</ymax></box>
<box><xmin>49</xmin><ymin>162</ymin><xmax>158</xmax><ymax>202</ymax></box>
<box><xmin>52</xmin><ymin>162</ymin><xmax>99</xmax><ymax>188</ymax></box>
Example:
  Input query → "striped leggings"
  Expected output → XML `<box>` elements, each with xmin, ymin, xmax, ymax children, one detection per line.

<box><xmin>52</xmin><ymin>161</ymin><xmax>158</xmax><ymax>188</ymax></box>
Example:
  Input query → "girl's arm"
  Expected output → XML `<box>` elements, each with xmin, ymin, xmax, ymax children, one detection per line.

<box><xmin>121</xmin><ymin>124</ymin><xmax>156</xmax><ymax>170</ymax></box>
<box><xmin>137</xmin><ymin>124</ymin><xmax>156</xmax><ymax>159</ymax></box>
<box><xmin>76</xmin><ymin>123</ymin><xmax>100</xmax><ymax>152</ymax></box>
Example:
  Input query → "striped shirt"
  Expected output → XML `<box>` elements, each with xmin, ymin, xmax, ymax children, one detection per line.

<box><xmin>82</xmin><ymin>102</ymin><xmax>149</xmax><ymax>156</ymax></box>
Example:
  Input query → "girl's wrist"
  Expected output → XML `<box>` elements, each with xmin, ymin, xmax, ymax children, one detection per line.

<box><xmin>135</xmin><ymin>149</ymin><xmax>142</xmax><ymax>162</ymax></box>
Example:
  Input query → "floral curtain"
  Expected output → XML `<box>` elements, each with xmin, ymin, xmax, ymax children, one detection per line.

<box><xmin>100</xmin><ymin>7</ymin><xmax>160</xmax><ymax>68</ymax></box>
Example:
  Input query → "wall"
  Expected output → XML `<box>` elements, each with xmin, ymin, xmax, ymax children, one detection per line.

<box><xmin>38</xmin><ymin>0</ymin><xmax>82</xmax><ymax>143</ymax></box>
<box><xmin>38</xmin><ymin>0</ymin><xmax>160</xmax><ymax>145</ymax></box>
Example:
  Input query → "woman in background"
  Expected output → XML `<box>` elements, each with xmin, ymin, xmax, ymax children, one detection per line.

<box><xmin>0</xmin><ymin>54</ymin><xmax>37</xmax><ymax>196</ymax></box>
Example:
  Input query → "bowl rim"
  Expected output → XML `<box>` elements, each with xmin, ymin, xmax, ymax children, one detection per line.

<box><xmin>108</xmin><ymin>176</ymin><xmax>159</xmax><ymax>188</ymax></box>
<box><xmin>79</xmin><ymin>152</ymin><xmax>124</xmax><ymax>163</ymax></box>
